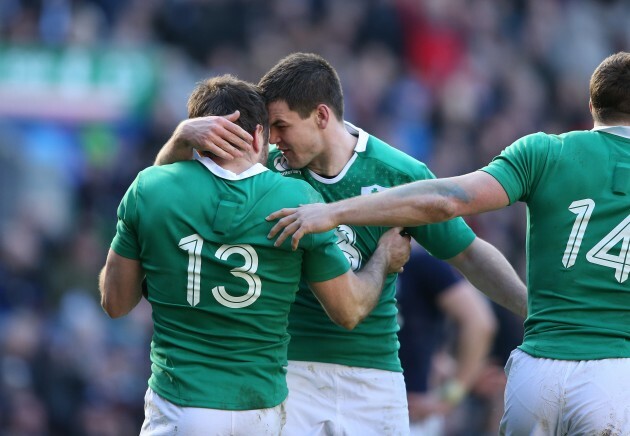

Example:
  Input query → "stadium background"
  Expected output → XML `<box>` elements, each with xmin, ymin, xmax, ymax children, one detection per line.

<box><xmin>0</xmin><ymin>0</ymin><xmax>628</xmax><ymax>434</ymax></box>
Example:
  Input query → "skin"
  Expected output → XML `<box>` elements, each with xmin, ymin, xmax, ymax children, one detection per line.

<box><xmin>267</xmin><ymin>100</ymin><xmax>357</xmax><ymax>176</ymax></box>
<box><xmin>153</xmin><ymin>102</ymin><xmax>526</xmax><ymax>318</ymax></box>
<box><xmin>266</xmin><ymin>171</ymin><xmax>509</xmax><ymax>248</ymax></box>
<box><xmin>408</xmin><ymin>279</ymin><xmax>497</xmax><ymax>421</ymax></box>
<box><xmin>100</xmin><ymin>226</ymin><xmax>410</xmax><ymax>329</ymax></box>
<box><xmin>101</xmin><ymin>122</ymin><xmax>412</xmax><ymax>328</ymax></box>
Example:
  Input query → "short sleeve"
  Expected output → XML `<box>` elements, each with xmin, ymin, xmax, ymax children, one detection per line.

<box><xmin>111</xmin><ymin>175</ymin><xmax>141</xmax><ymax>260</ymax></box>
<box><xmin>481</xmin><ymin>132</ymin><xmax>551</xmax><ymax>204</ymax></box>
<box><xmin>301</xmin><ymin>229</ymin><xmax>350</xmax><ymax>283</ymax></box>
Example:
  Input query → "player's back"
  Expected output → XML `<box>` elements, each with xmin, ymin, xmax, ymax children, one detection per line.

<box><xmin>123</xmin><ymin>158</ymin><xmax>341</xmax><ymax>410</ymax></box>
<box><xmin>493</xmin><ymin>129</ymin><xmax>630</xmax><ymax>360</ymax></box>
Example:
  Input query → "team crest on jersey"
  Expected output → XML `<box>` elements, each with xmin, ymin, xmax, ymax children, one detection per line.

<box><xmin>273</xmin><ymin>154</ymin><xmax>290</xmax><ymax>171</ymax></box>
<box><xmin>273</xmin><ymin>154</ymin><xmax>300</xmax><ymax>175</ymax></box>
<box><xmin>361</xmin><ymin>184</ymin><xmax>388</xmax><ymax>195</ymax></box>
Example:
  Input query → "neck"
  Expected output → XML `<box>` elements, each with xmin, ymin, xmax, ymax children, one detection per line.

<box><xmin>593</xmin><ymin>117</ymin><xmax>630</xmax><ymax>127</ymax></box>
<box><xmin>307</xmin><ymin>120</ymin><xmax>357</xmax><ymax>177</ymax></box>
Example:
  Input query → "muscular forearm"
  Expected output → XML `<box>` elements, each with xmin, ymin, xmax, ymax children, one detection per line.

<box><xmin>329</xmin><ymin>172</ymin><xmax>508</xmax><ymax>229</ymax></box>
<box><xmin>453</xmin><ymin>316</ymin><xmax>495</xmax><ymax>390</ymax></box>
<box><xmin>330</xmin><ymin>180</ymin><xmax>457</xmax><ymax>228</ymax></box>
<box><xmin>350</xmin><ymin>249</ymin><xmax>390</xmax><ymax>320</ymax></box>
<box><xmin>154</xmin><ymin>124</ymin><xmax>195</xmax><ymax>166</ymax></box>
<box><xmin>448</xmin><ymin>239</ymin><xmax>527</xmax><ymax>318</ymax></box>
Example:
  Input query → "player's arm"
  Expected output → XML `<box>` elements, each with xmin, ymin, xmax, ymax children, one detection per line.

<box><xmin>445</xmin><ymin>238</ymin><xmax>527</xmax><ymax>318</ymax></box>
<box><xmin>267</xmin><ymin>171</ymin><xmax>509</xmax><ymax>250</ymax></box>
<box><xmin>435</xmin><ymin>280</ymin><xmax>497</xmax><ymax>406</ymax></box>
<box><xmin>99</xmin><ymin>249</ymin><xmax>144</xmax><ymax>318</ymax></box>
<box><xmin>154</xmin><ymin>111</ymin><xmax>253</xmax><ymax>165</ymax></box>
<box><xmin>308</xmin><ymin>227</ymin><xmax>411</xmax><ymax>330</ymax></box>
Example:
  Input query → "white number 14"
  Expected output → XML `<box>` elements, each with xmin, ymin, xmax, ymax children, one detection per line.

<box><xmin>563</xmin><ymin>199</ymin><xmax>630</xmax><ymax>282</ymax></box>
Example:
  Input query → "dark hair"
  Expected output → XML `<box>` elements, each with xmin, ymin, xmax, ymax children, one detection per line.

<box><xmin>589</xmin><ymin>52</ymin><xmax>630</xmax><ymax>123</ymax></box>
<box><xmin>258</xmin><ymin>52</ymin><xmax>344</xmax><ymax>120</ymax></box>
<box><xmin>187</xmin><ymin>74</ymin><xmax>269</xmax><ymax>141</ymax></box>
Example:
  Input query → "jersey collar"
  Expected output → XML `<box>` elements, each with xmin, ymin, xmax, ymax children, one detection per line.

<box><xmin>305</xmin><ymin>121</ymin><xmax>368</xmax><ymax>184</ymax></box>
<box><xmin>592</xmin><ymin>125</ymin><xmax>630</xmax><ymax>139</ymax></box>
<box><xmin>196</xmin><ymin>155</ymin><xmax>268</xmax><ymax>180</ymax></box>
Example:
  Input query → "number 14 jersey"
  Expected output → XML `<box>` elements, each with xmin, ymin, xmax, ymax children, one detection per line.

<box><xmin>482</xmin><ymin>127</ymin><xmax>630</xmax><ymax>360</ymax></box>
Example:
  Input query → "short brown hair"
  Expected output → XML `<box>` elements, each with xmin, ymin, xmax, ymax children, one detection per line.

<box><xmin>589</xmin><ymin>52</ymin><xmax>630</xmax><ymax>123</ymax></box>
<box><xmin>187</xmin><ymin>74</ymin><xmax>269</xmax><ymax>141</ymax></box>
<box><xmin>258</xmin><ymin>52</ymin><xmax>344</xmax><ymax>120</ymax></box>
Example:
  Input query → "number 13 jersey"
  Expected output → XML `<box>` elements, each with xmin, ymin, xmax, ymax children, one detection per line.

<box><xmin>111</xmin><ymin>157</ymin><xmax>349</xmax><ymax>410</ymax></box>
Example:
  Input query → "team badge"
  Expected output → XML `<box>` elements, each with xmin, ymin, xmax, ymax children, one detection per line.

<box><xmin>361</xmin><ymin>184</ymin><xmax>388</xmax><ymax>195</ymax></box>
<box><xmin>273</xmin><ymin>155</ymin><xmax>290</xmax><ymax>171</ymax></box>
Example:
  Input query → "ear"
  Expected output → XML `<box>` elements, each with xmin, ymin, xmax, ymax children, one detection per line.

<box><xmin>252</xmin><ymin>124</ymin><xmax>264</xmax><ymax>154</ymax></box>
<box><xmin>314</xmin><ymin>104</ymin><xmax>331</xmax><ymax>129</ymax></box>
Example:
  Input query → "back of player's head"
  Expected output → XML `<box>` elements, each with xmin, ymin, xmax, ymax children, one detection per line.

<box><xmin>258</xmin><ymin>52</ymin><xmax>344</xmax><ymax>121</ymax></box>
<box><xmin>589</xmin><ymin>51</ymin><xmax>630</xmax><ymax>124</ymax></box>
<box><xmin>188</xmin><ymin>74</ymin><xmax>269</xmax><ymax>142</ymax></box>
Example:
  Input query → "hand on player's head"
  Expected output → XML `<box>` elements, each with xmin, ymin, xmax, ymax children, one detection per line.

<box><xmin>185</xmin><ymin>111</ymin><xmax>254</xmax><ymax>160</ymax></box>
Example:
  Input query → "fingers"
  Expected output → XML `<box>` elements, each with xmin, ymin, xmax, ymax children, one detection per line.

<box><xmin>201</xmin><ymin>142</ymin><xmax>240</xmax><ymax>160</ymax></box>
<box><xmin>265</xmin><ymin>209</ymin><xmax>306</xmax><ymax>250</ymax></box>
<box><xmin>221</xmin><ymin>112</ymin><xmax>253</xmax><ymax>148</ymax></box>
<box><xmin>207</xmin><ymin>136</ymin><xmax>245</xmax><ymax>159</ymax></box>
<box><xmin>224</xmin><ymin>110</ymin><xmax>242</xmax><ymax>122</ymax></box>
<box><xmin>266</xmin><ymin>208</ymin><xmax>297</xmax><ymax>223</ymax></box>
<box><xmin>272</xmin><ymin>221</ymin><xmax>302</xmax><ymax>248</ymax></box>
<box><xmin>267</xmin><ymin>213</ymin><xmax>297</xmax><ymax>239</ymax></box>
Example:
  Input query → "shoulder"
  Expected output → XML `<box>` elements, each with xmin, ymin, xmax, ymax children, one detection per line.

<box><xmin>272</xmin><ymin>176</ymin><xmax>324</xmax><ymax>204</ymax></box>
<box><xmin>359</xmin><ymin>133</ymin><xmax>433</xmax><ymax>179</ymax></box>
<box><xmin>135</xmin><ymin>161</ymin><xmax>199</xmax><ymax>189</ymax></box>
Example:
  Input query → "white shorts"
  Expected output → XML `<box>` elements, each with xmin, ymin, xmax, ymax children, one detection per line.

<box><xmin>282</xmin><ymin>360</ymin><xmax>409</xmax><ymax>436</ymax></box>
<box><xmin>409</xmin><ymin>415</ymin><xmax>444</xmax><ymax>436</ymax></box>
<box><xmin>140</xmin><ymin>387</ymin><xmax>286</xmax><ymax>436</ymax></box>
<box><xmin>500</xmin><ymin>348</ymin><xmax>630</xmax><ymax>436</ymax></box>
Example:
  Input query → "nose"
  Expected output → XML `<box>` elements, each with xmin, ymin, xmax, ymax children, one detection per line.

<box><xmin>269</xmin><ymin>126</ymin><xmax>281</xmax><ymax>145</ymax></box>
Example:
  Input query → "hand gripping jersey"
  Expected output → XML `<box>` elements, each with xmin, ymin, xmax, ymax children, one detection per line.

<box><xmin>111</xmin><ymin>157</ymin><xmax>349</xmax><ymax>409</ymax></box>
<box><xmin>269</xmin><ymin>122</ymin><xmax>476</xmax><ymax>371</ymax></box>
<box><xmin>482</xmin><ymin>127</ymin><xmax>630</xmax><ymax>360</ymax></box>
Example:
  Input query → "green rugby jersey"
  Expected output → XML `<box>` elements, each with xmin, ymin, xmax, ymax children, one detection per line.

<box><xmin>482</xmin><ymin>127</ymin><xmax>630</xmax><ymax>360</ymax></box>
<box><xmin>269</xmin><ymin>122</ymin><xmax>476</xmax><ymax>371</ymax></box>
<box><xmin>110</xmin><ymin>157</ymin><xmax>349</xmax><ymax>409</ymax></box>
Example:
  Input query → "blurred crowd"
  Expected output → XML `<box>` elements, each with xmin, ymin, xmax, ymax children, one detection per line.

<box><xmin>0</xmin><ymin>0</ymin><xmax>628</xmax><ymax>434</ymax></box>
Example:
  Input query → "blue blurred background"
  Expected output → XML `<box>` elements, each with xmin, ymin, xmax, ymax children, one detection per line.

<box><xmin>0</xmin><ymin>0</ymin><xmax>628</xmax><ymax>434</ymax></box>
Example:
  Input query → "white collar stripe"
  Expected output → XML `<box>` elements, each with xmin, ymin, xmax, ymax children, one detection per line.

<box><xmin>196</xmin><ymin>156</ymin><xmax>268</xmax><ymax>180</ymax></box>
<box><xmin>591</xmin><ymin>125</ymin><xmax>630</xmax><ymax>139</ymax></box>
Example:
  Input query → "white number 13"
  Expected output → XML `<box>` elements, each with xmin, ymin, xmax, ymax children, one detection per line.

<box><xmin>563</xmin><ymin>199</ymin><xmax>630</xmax><ymax>283</ymax></box>
<box><xmin>178</xmin><ymin>234</ymin><xmax>262</xmax><ymax>308</ymax></box>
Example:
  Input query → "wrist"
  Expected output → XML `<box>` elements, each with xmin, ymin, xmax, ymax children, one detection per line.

<box><xmin>330</xmin><ymin>202</ymin><xmax>346</xmax><ymax>229</ymax></box>
<box><xmin>438</xmin><ymin>379</ymin><xmax>466</xmax><ymax>406</ymax></box>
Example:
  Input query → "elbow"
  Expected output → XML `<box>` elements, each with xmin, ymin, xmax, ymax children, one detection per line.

<box><xmin>482</xmin><ymin>314</ymin><xmax>498</xmax><ymax>340</ymax></box>
<box><xmin>418</xmin><ymin>196</ymin><xmax>460</xmax><ymax>224</ymax></box>
<box><xmin>336</xmin><ymin>316</ymin><xmax>361</xmax><ymax>331</ymax></box>
<box><xmin>475</xmin><ymin>308</ymin><xmax>499</xmax><ymax>342</ymax></box>
<box><xmin>100</xmin><ymin>293</ymin><xmax>127</xmax><ymax>319</ymax></box>
<box><xmin>336</xmin><ymin>305</ymin><xmax>372</xmax><ymax>330</ymax></box>
<box><xmin>101</xmin><ymin>302</ymin><xmax>125</xmax><ymax>319</ymax></box>
<box><xmin>332</xmin><ymin>310</ymin><xmax>365</xmax><ymax>331</ymax></box>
